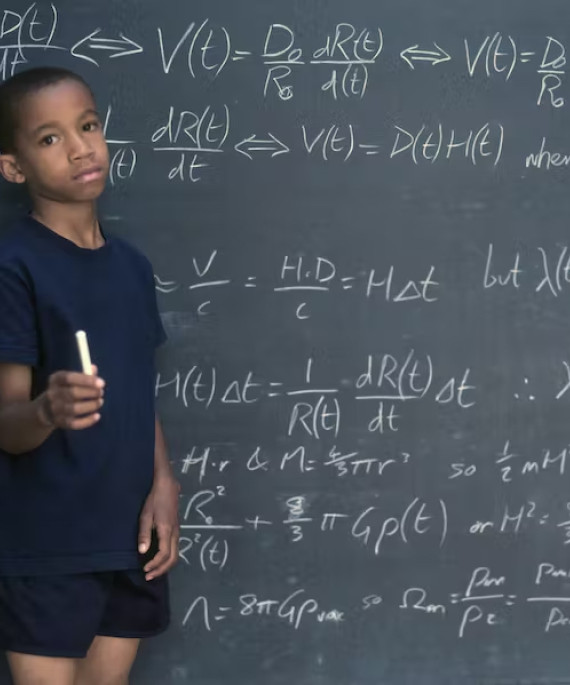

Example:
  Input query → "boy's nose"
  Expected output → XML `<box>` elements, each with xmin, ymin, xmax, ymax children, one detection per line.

<box><xmin>68</xmin><ymin>133</ymin><xmax>93</xmax><ymax>159</ymax></box>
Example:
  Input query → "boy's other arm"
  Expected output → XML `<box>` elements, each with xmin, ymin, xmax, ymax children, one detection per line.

<box><xmin>0</xmin><ymin>363</ymin><xmax>53</xmax><ymax>453</ymax></box>
<box><xmin>153</xmin><ymin>416</ymin><xmax>176</xmax><ymax>482</ymax></box>
<box><xmin>0</xmin><ymin>363</ymin><xmax>105</xmax><ymax>455</ymax></box>
<box><xmin>138</xmin><ymin>415</ymin><xmax>180</xmax><ymax>580</ymax></box>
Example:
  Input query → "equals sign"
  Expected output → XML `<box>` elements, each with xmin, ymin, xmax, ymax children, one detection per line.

<box><xmin>268</xmin><ymin>382</ymin><xmax>283</xmax><ymax>398</ymax></box>
<box><xmin>520</xmin><ymin>51</ymin><xmax>536</xmax><ymax>63</ymax></box>
<box><xmin>341</xmin><ymin>277</ymin><xmax>356</xmax><ymax>290</ymax></box>
<box><xmin>232</xmin><ymin>50</ymin><xmax>252</xmax><ymax>61</ymax></box>
<box><xmin>505</xmin><ymin>595</ymin><xmax>517</xmax><ymax>606</ymax></box>
<box><xmin>155</xmin><ymin>277</ymin><xmax>180</xmax><ymax>294</ymax></box>
<box><xmin>449</xmin><ymin>593</ymin><xmax>460</xmax><ymax>605</ymax></box>
<box><xmin>359</xmin><ymin>144</ymin><xmax>381</xmax><ymax>156</ymax></box>
<box><xmin>215</xmin><ymin>607</ymin><xmax>232</xmax><ymax>621</ymax></box>
<box><xmin>244</xmin><ymin>276</ymin><xmax>257</xmax><ymax>288</ymax></box>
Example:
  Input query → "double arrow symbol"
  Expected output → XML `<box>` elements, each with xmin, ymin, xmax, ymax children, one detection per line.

<box><xmin>234</xmin><ymin>134</ymin><xmax>289</xmax><ymax>160</ymax></box>
<box><xmin>72</xmin><ymin>28</ymin><xmax>143</xmax><ymax>66</ymax></box>
<box><xmin>400</xmin><ymin>43</ymin><xmax>451</xmax><ymax>69</ymax></box>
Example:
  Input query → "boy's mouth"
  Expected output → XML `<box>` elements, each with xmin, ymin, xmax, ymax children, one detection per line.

<box><xmin>73</xmin><ymin>166</ymin><xmax>103</xmax><ymax>183</ymax></box>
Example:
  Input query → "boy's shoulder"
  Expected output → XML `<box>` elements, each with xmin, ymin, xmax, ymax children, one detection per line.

<box><xmin>110</xmin><ymin>233</ymin><xmax>154</xmax><ymax>277</ymax></box>
<box><xmin>0</xmin><ymin>216</ymin><xmax>39</xmax><ymax>266</ymax></box>
<box><xmin>0</xmin><ymin>216</ymin><xmax>153</xmax><ymax>273</ymax></box>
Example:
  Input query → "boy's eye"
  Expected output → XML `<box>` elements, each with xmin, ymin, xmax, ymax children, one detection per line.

<box><xmin>40</xmin><ymin>134</ymin><xmax>57</xmax><ymax>146</ymax></box>
<box><xmin>83</xmin><ymin>120</ymin><xmax>100</xmax><ymax>132</ymax></box>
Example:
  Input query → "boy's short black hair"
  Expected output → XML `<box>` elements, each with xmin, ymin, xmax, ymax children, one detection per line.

<box><xmin>0</xmin><ymin>66</ymin><xmax>93</xmax><ymax>154</ymax></box>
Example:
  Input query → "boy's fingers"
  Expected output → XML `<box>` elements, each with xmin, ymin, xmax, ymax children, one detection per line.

<box><xmin>145</xmin><ymin>525</ymin><xmax>180</xmax><ymax>579</ymax></box>
<box><xmin>146</xmin><ymin>557</ymin><xmax>170</xmax><ymax>580</ymax></box>
<box><xmin>71</xmin><ymin>399</ymin><xmax>103</xmax><ymax>416</ymax></box>
<box><xmin>147</xmin><ymin>562</ymin><xmax>169</xmax><ymax>580</ymax></box>
<box><xmin>66</xmin><ymin>386</ymin><xmax>103</xmax><ymax>401</ymax></box>
<box><xmin>144</xmin><ymin>548</ymin><xmax>167</xmax><ymax>575</ymax></box>
<box><xmin>169</xmin><ymin>529</ymin><xmax>179</xmax><ymax>569</ymax></box>
<box><xmin>153</xmin><ymin>527</ymin><xmax>179</xmax><ymax>578</ymax></box>
<box><xmin>52</xmin><ymin>371</ymin><xmax>105</xmax><ymax>389</ymax></box>
<box><xmin>144</xmin><ymin>525</ymin><xmax>172</xmax><ymax>577</ymax></box>
<box><xmin>152</xmin><ymin>534</ymin><xmax>179</xmax><ymax>578</ymax></box>
<box><xmin>67</xmin><ymin>413</ymin><xmax>101</xmax><ymax>430</ymax></box>
<box><xmin>51</xmin><ymin>398</ymin><xmax>102</xmax><ymax>419</ymax></box>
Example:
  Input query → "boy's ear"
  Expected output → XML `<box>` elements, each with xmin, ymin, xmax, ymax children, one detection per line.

<box><xmin>0</xmin><ymin>154</ymin><xmax>26</xmax><ymax>184</ymax></box>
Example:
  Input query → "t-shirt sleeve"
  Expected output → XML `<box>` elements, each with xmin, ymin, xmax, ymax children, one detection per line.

<box><xmin>149</xmin><ymin>265</ymin><xmax>167</xmax><ymax>348</ymax></box>
<box><xmin>0</xmin><ymin>260</ymin><xmax>38</xmax><ymax>365</ymax></box>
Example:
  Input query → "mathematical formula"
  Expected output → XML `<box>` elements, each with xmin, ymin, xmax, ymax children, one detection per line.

<box><xmin>2</xmin><ymin>5</ymin><xmax>565</xmax><ymax>105</ymax></box>
<box><xmin>181</xmin><ymin>563</ymin><xmax>570</xmax><ymax>639</ymax></box>
<box><xmin>155</xmin><ymin>244</ymin><xmax>570</xmax><ymax>322</ymax></box>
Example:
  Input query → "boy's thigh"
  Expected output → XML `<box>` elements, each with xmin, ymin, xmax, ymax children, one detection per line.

<box><xmin>6</xmin><ymin>651</ymin><xmax>77</xmax><ymax>685</ymax></box>
<box><xmin>6</xmin><ymin>639</ymin><xmax>140</xmax><ymax>685</ymax></box>
<box><xmin>75</xmin><ymin>635</ymin><xmax>140</xmax><ymax>685</ymax></box>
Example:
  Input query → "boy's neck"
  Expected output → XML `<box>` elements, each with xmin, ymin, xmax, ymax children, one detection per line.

<box><xmin>31</xmin><ymin>200</ymin><xmax>104</xmax><ymax>250</ymax></box>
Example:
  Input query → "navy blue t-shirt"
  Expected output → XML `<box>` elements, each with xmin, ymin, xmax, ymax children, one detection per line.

<box><xmin>0</xmin><ymin>216</ymin><xmax>166</xmax><ymax>576</ymax></box>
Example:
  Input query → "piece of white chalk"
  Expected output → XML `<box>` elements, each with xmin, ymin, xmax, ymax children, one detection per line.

<box><xmin>75</xmin><ymin>330</ymin><xmax>93</xmax><ymax>375</ymax></box>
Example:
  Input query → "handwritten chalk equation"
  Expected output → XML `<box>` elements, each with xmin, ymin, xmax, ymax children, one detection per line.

<box><xmin>182</xmin><ymin>589</ymin><xmax>344</xmax><ymax>632</ymax></box>
<box><xmin>153</xmin><ymin>244</ymin><xmax>570</xmax><ymax>324</ymax></box>
<box><xmin>179</xmin><ymin>444</ymin><xmax>413</xmax><ymax>484</ymax></box>
<box><xmin>177</xmin><ymin>439</ymin><xmax>570</xmax><ymax>487</ymax></box>
<box><xmin>179</xmin><ymin>562</ymin><xmax>570</xmax><ymax>639</ymax></box>
<box><xmin>154</xmin><ymin>242</ymin><xmax>570</xmax><ymax>325</ymax></box>
<box><xmin>175</xmin><ymin>477</ymin><xmax>570</xmax><ymax>563</ymax></box>
<box><xmin>157</xmin><ymin>19</ymin><xmax>566</xmax><ymax>106</ymax></box>
<box><xmin>155</xmin><ymin>355</ymin><xmax>570</xmax><ymax>434</ymax></box>
<box><xmin>103</xmin><ymin>102</ymin><xmax>506</xmax><ymax>185</ymax></box>
<box><xmin>0</xmin><ymin>3</ymin><xmax>142</xmax><ymax>80</ymax></box>
<box><xmin>450</xmin><ymin>440</ymin><xmax>570</xmax><ymax>484</ymax></box>
<box><xmin>155</xmin><ymin>353</ymin><xmax>476</xmax><ymax>437</ymax></box>
<box><xmin>178</xmin><ymin>490</ymin><xmax>448</xmax><ymax>561</ymax></box>
<box><xmin>1</xmin><ymin>4</ymin><xmax>566</xmax><ymax>110</ymax></box>
<box><xmin>102</xmin><ymin>114</ymin><xmax>570</xmax><ymax>184</ymax></box>
<box><xmin>156</xmin><ymin>249</ymin><xmax>442</xmax><ymax>318</ymax></box>
<box><xmin>484</xmin><ymin>242</ymin><xmax>570</xmax><ymax>299</ymax></box>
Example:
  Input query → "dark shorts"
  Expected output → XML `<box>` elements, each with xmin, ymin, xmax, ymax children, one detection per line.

<box><xmin>0</xmin><ymin>569</ymin><xmax>170</xmax><ymax>658</ymax></box>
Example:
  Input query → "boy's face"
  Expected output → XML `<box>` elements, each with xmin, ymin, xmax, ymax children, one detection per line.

<box><xmin>0</xmin><ymin>79</ymin><xmax>109</xmax><ymax>203</ymax></box>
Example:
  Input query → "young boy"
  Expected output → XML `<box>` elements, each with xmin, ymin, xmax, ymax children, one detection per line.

<box><xmin>0</xmin><ymin>67</ymin><xmax>180</xmax><ymax>684</ymax></box>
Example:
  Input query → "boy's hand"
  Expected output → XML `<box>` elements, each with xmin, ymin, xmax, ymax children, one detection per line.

<box><xmin>38</xmin><ymin>364</ymin><xmax>104</xmax><ymax>430</ymax></box>
<box><xmin>138</xmin><ymin>475</ymin><xmax>180</xmax><ymax>580</ymax></box>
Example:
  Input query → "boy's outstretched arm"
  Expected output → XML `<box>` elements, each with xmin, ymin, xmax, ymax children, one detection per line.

<box><xmin>138</xmin><ymin>415</ymin><xmax>180</xmax><ymax>580</ymax></box>
<box><xmin>0</xmin><ymin>362</ymin><xmax>104</xmax><ymax>454</ymax></box>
